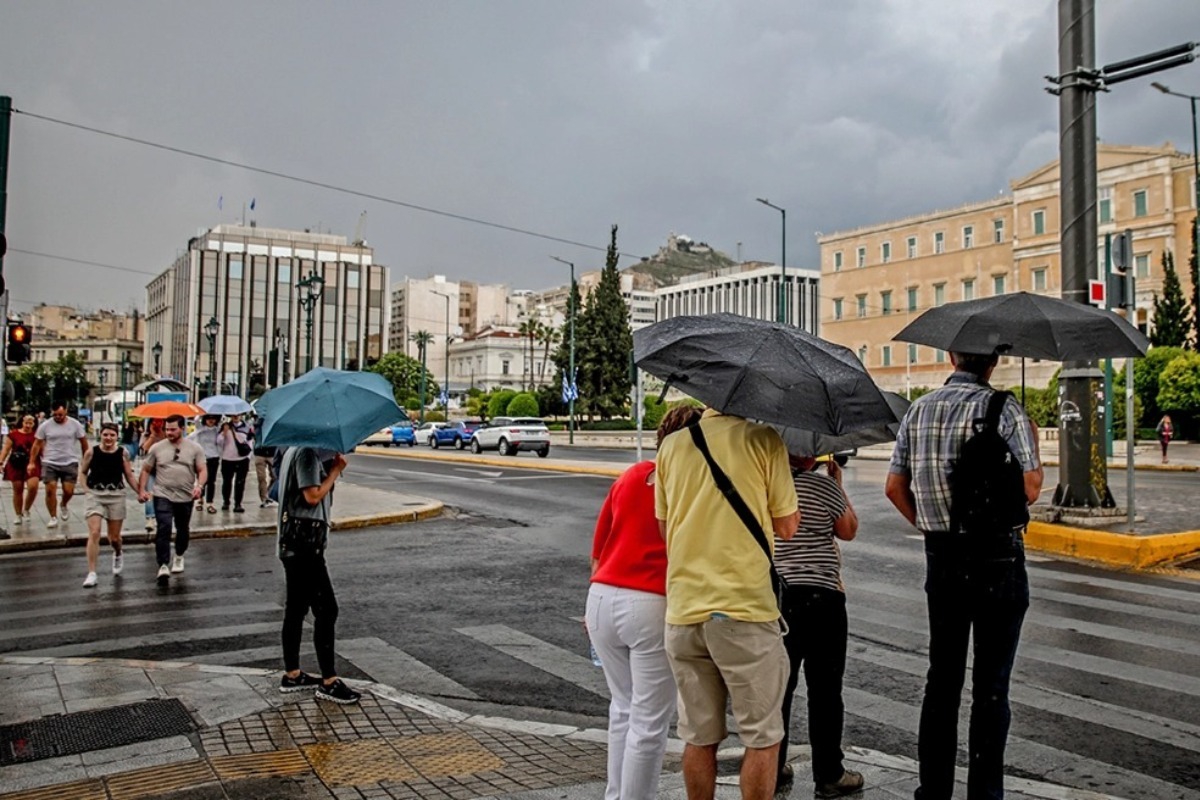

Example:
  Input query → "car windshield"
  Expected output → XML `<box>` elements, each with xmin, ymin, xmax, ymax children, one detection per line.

<box><xmin>395</xmin><ymin>422</ymin><xmax>412</xmax><ymax>429</ymax></box>
<box><xmin>512</xmin><ymin>418</ymin><xmax>545</xmax><ymax>426</ymax></box>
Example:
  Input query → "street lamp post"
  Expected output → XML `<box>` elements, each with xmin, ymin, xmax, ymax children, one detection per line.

<box><xmin>48</xmin><ymin>377</ymin><xmax>56</xmax><ymax>410</ymax></box>
<box><xmin>119</xmin><ymin>352</ymin><xmax>130</xmax><ymax>402</ymax></box>
<box><xmin>203</xmin><ymin>316</ymin><xmax>220</xmax><ymax>397</ymax></box>
<box><xmin>551</xmin><ymin>256</ymin><xmax>576</xmax><ymax>445</ymax></box>
<box><xmin>432</xmin><ymin>290</ymin><xmax>452</xmax><ymax>415</ymax></box>
<box><xmin>1152</xmin><ymin>82</ymin><xmax>1200</xmax><ymax>302</ymax></box>
<box><xmin>152</xmin><ymin>340</ymin><xmax>163</xmax><ymax>376</ymax></box>
<box><xmin>756</xmin><ymin>198</ymin><xmax>787</xmax><ymax>323</ymax></box>
<box><xmin>297</xmin><ymin>269</ymin><xmax>325</xmax><ymax>373</ymax></box>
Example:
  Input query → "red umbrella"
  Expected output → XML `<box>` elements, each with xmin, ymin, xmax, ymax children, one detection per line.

<box><xmin>129</xmin><ymin>400</ymin><xmax>205</xmax><ymax>419</ymax></box>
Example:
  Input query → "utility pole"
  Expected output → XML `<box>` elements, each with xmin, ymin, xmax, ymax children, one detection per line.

<box><xmin>1</xmin><ymin>96</ymin><xmax>12</xmax><ymax>441</ymax></box>
<box><xmin>1046</xmin><ymin>3</ymin><xmax>1195</xmax><ymax>510</ymax></box>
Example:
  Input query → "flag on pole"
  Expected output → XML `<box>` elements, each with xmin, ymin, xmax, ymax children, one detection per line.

<box><xmin>249</xmin><ymin>198</ymin><xmax>256</xmax><ymax>211</ymax></box>
<box><xmin>438</xmin><ymin>389</ymin><xmax>449</xmax><ymax>406</ymax></box>
<box><xmin>561</xmin><ymin>371</ymin><xmax>579</xmax><ymax>404</ymax></box>
<box><xmin>218</xmin><ymin>195</ymin><xmax>223</xmax><ymax>210</ymax></box>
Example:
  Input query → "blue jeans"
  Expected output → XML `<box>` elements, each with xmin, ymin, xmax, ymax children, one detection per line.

<box><xmin>916</xmin><ymin>532</ymin><xmax>1028</xmax><ymax>800</ymax></box>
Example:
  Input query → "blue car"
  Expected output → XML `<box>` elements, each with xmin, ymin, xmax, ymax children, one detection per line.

<box><xmin>428</xmin><ymin>420</ymin><xmax>483</xmax><ymax>450</ymax></box>
<box><xmin>390</xmin><ymin>420</ymin><xmax>417</xmax><ymax>446</ymax></box>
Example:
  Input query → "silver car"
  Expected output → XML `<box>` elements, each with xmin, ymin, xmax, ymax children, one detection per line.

<box><xmin>470</xmin><ymin>417</ymin><xmax>551</xmax><ymax>457</ymax></box>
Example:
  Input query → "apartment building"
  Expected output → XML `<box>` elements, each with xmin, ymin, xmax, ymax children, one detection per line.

<box><xmin>819</xmin><ymin>143</ymin><xmax>1198</xmax><ymax>393</ymax></box>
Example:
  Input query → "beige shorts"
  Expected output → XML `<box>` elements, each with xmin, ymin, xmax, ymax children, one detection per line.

<box><xmin>664</xmin><ymin>617</ymin><xmax>788</xmax><ymax>749</ymax></box>
<box><xmin>85</xmin><ymin>491</ymin><xmax>127</xmax><ymax>521</ymax></box>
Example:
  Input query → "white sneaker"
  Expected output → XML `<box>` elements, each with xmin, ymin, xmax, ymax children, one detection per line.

<box><xmin>59</xmin><ymin>507</ymin><xmax>70</xmax><ymax>521</ymax></box>
<box><xmin>47</xmin><ymin>518</ymin><xmax>58</xmax><ymax>529</ymax></box>
<box><xmin>157</xmin><ymin>564</ymin><xmax>170</xmax><ymax>585</ymax></box>
<box><xmin>82</xmin><ymin>572</ymin><xmax>97</xmax><ymax>588</ymax></box>
<box><xmin>112</xmin><ymin>553</ymin><xmax>124</xmax><ymax>575</ymax></box>
<box><xmin>145</xmin><ymin>519</ymin><xmax>155</xmax><ymax>531</ymax></box>
<box><xmin>170</xmin><ymin>555</ymin><xmax>185</xmax><ymax>574</ymax></box>
<box><xmin>12</xmin><ymin>514</ymin><xmax>22</xmax><ymax>526</ymax></box>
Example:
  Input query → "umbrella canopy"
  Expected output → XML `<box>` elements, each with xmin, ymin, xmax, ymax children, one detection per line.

<box><xmin>772</xmin><ymin>391</ymin><xmax>910</xmax><ymax>457</ymax></box>
<box><xmin>198</xmin><ymin>395</ymin><xmax>253</xmax><ymax>416</ymax></box>
<box><xmin>634</xmin><ymin>313</ymin><xmax>895</xmax><ymax>434</ymax></box>
<box><xmin>893</xmin><ymin>292</ymin><xmax>1149</xmax><ymax>360</ymax></box>
<box><xmin>129</xmin><ymin>400</ymin><xmax>205</xmax><ymax>419</ymax></box>
<box><xmin>255</xmin><ymin>367</ymin><xmax>406</xmax><ymax>452</ymax></box>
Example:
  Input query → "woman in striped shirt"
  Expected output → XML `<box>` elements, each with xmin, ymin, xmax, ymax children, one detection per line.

<box><xmin>774</xmin><ymin>455</ymin><xmax>863</xmax><ymax>799</ymax></box>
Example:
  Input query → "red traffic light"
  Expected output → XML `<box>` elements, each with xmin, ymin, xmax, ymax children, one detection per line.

<box><xmin>9</xmin><ymin>324</ymin><xmax>28</xmax><ymax>343</ymax></box>
<box><xmin>6</xmin><ymin>322</ymin><xmax>32</xmax><ymax>364</ymax></box>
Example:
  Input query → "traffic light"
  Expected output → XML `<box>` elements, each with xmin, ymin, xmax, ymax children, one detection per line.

<box><xmin>1107</xmin><ymin>229</ymin><xmax>1134</xmax><ymax>310</ymax></box>
<box><xmin>6</xmin><ymin>322</ymin><xmax>31</xmax><ymax>365</ymax></box>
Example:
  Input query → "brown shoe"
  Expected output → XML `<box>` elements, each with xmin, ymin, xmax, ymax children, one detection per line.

<box><xmin>815</xmin><ymin>770</ymin><xmax>864</xmax><ymax>798</ymax></box>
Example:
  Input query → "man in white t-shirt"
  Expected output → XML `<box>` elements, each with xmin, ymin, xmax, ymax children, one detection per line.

<box><xmin>29</xmin><ymin>401</ymin><xmax>90</xmax><ymax>529</ymax></box>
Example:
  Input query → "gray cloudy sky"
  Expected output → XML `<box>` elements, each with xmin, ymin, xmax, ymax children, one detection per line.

<box><xmin>3</xmin><ymin>0</ymin><xmax>1200</xmax><ymax>314</ymax></box>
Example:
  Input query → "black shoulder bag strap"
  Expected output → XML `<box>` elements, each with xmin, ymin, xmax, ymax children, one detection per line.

<box><xmin>687</xmin><ymin>423</ymin><xmax>788</xmax><ymax>607</ymax></box>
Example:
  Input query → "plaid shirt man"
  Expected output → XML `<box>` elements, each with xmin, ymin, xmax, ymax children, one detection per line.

<box><xmin>889</xmin><ymin>372</ymin><xmax>1040</xmax><ymax>533</ymax></box>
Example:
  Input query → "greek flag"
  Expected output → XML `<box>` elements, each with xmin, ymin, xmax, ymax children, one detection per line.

<box><xmin>561</xmin><ymin>372</ymin><xmax>579</xmax><ymax>404</ymax></box>
<box><xmin>250</xmin><ymin>197</ymin><xmax>256</xmax><ymax>211</ymax></box>
<box><xmin>438</xmin><ymin>389</ymin><xmax>449</xmax><ymax>405</ymax></box>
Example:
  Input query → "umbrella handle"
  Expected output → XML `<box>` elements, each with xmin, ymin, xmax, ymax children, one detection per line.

<box><xmin>657</xmin><ymin>376</ymin><xmax>680</xmax><ymax>405</ymax></box>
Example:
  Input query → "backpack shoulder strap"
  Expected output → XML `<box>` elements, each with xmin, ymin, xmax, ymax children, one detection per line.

<box><xmin>686</xmin><ymin>423</ymin><xmax>773</xmax><ymax>562</ymax></box>
<box><xmin>984</xmin><ymin>390</ymin><xmax>1011</xmax><ymax>431</ymax></box>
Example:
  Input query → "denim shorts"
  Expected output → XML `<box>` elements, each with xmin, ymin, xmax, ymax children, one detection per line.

<box><xmin>42</xmin><ymin>463</ymin><xmax>79</xmax><ymax>484</ymax></box>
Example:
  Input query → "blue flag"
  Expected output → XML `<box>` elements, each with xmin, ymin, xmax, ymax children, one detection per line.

<box><xmin>218</xmin><ymin>195</ymin><xmax>223</xmax><ymax>210</ymax></box>
<box><xmin>249</xmin><ymin>198</ymin><xmax>256</xmax><ymax>211</ymax></box>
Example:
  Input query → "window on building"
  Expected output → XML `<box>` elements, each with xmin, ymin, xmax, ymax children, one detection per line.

<box><xmin>857</xmin><ymin>295</ymin><xmax>867</xmax><ymax>318</ymax></box>
<box><xmin>963</xmin><ymin>279</ymin><xmax>975</xmax><ymax>301</ymax></box>
<box><xmin>882</xmin><ymin>345</ymin><xmax>892</xmax><ymax>367</ymax></box>
<box><xmin>857</xmin><ymin>346</ymin><xmax>867</xmax><ymax>363</ymax></box>
<box><xmin>1032</xmin><ymin>209</ymin><xmax>1045</xmax><ymax>235</ymax></box>
<box><xmin>1133</xmin><ymin>189</ymin><xmax>1148</xmax><ymax>218</ymax></box>
<box><xmin>834</xmin><ymin>251</ymin><xmax>843</xmax><ymax>271</ymax></box>
<box><xmin>881</xmin><ymin>291</ymin><xmax>892</xmax><ymax>315</ymax></box>
<box><xmin>934</xmin><ymin>232</ymin><xmax>945</xmax><ymax>254</ymax></box>
<box><xmin>908</xmin><ymin>344</ymin><xmax>918</xmax><ymax>364</ymax></box>
<box><xmin>833</xmin><ymin>298</ymin><xmax>843</xmax><ymax>320</ymax></box>
<box><xmin>907</xmin><ymin>236</ymin><xmax>917</xmax><ymax>258</ymax></box>
<box><xmin>936</xmin><ymin>349</ymin><xmax>946</xmax><ymax>363</ymax></box>
<box><xmin>907</xmin><ymin>287</ymin><xmax>918</xmax><ymax>312</ymax></box>
<box><xmin>1135</xmin><ymin>253</ymin><xmax>1151</xmax><ymax>278</ymax></box>
<box><xmin>229</xmin><ymin>259</ymin><xmax>243</xmax><ymax>280</ymax></box>
<box><xmin>993</xmin><ymin>275</ymin><xmax>1006</xmax><ymax>295</ymax></box>
<box><xmin>934</xmin><ymin>283</ymin><xmax>945</xmax><ymax>306</ymax></box>
<box><xmin>993</xmin><ymin>219</ymin><xmax>1005</xmax><ymax>243</ymax></box>
<box><xmin>1098</xmin><ymin>186</ymin><xmax>1112</xmax><ymax>223</ymax></box>
<box><xmin>963</xmin><ymin>225</ymin><xmax>974</xmax><ymax>249</ymax></box>
<box><xmin>101</xmin><ymin>349</ymin><xmax>108</xmax><ymax>361</ymax></box>
<box><xmin>1033</xmin><ymin>268</ymin><xmax>1047</xmax><ymax>292</ymax></box>
<box><xmin>881</xmin><ymin>242</ymin><xmax>891</xmax><ymax>263</ymax></box>
<box><xmin>856</xmin><ymin>246</ymin><xmax>866</xmax><ymax>268</ymax></box>
<box><xmin>501</xmin><ymin>360</ymin><xmax>510</xmax><ymax>376</ymax></box>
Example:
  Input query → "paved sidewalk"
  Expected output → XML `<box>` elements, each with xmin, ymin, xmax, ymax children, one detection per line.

<box><xmin>0</xmin><ymin>656</ymin><xmax>1120</xmax><ymax>800</ymax></box>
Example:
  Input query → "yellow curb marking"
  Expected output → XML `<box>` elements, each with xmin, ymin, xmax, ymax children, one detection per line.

<box><xmin>211</xmin><ymin>748</ymin><xmax>310</xmax><ymax>780</ymax></box>
<box><xmin>303</xmin><ymin>739</ymin><xmax>419</xmax><ymax>786</ymax></box>
<box><xmin>394</xmin><ymin>732</ymin><xmax>505</xmax><ymax>777</ymax></box>
<box><xmin>105</xmin><ymin>759</ymin><xmax>218</xmax><ymax>800</ymax></box>
<box><xmin>358</xmin><ymin>445</ymin><xmax>625</xmax><ymax>477</ymax></box>
<box><xmin>0</xmin><ymin>779</ymin><xmax>106</xmax><ymax>800</ymax></box>
<box><xmin>1026</xmin><ymin>522</ymin><xmax>1200</xmax><ymax>568</ymax></box>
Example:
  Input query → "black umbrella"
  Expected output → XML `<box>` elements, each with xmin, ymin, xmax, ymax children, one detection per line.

<box><xmin>634</xmin><ymin>313</ymin><xmax>895</xmax><ymax>434</ymax></box>
<box><xmin>892</xmin><ymin>292</ymin><xmax>1149</xmax><ymax>361</ymax></box>
<box><xmin>771</xmin><ymin>391</ymin><xmax>910</xmax><ymax>457</ymax></box>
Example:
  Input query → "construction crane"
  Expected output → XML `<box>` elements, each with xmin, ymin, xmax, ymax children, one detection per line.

<box><xmin>352</xmin><ymin>211</ymin><xmax>368</xmax><ymax>246</ymax></box>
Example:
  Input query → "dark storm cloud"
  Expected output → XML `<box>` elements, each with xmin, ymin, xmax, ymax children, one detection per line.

<box><xmin>2</xmin><ymin>0</ymin><xmax>1198</xmax><ymax>312</ymax></box>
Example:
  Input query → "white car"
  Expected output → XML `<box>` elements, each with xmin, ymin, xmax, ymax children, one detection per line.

<box><xmin>470</xmin><ymin>417</ymin><xmax>551</xmax><ymax>457</ymax></box>
<box><xmin>415</xmin><ymin>421</ymin><xmax>448</xmax><ymax>446</ymax></box>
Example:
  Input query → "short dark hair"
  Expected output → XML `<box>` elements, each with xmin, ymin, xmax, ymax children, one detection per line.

<box><xmin>100</xmin><ymin>422</ymin><xmax>119</xmax><ymax>434</ymax></box>
<box><xmin>657</xmin><ymin>404</ymin><xmax>703</xmax><ymax>447</ymax></box>
<box><xmin>51</xmin><ymin>401</ymin><xmax>67</xmax><ymax>411</ymax></box>
<box><xmin>164</xmin><ymin>414</ymin><xmax>186</xmax><ymax>429</ymax></box>
<box><xmin>950</xmin><ymin>351</ymin><xmax>999</xmax><ymax>376</ymax></box>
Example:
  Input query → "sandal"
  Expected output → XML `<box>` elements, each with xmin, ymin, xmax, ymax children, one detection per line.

<box><xmin>207</xmin><ymin>504</ymin><xmax>217</xmax><ymax>513</ymax></box>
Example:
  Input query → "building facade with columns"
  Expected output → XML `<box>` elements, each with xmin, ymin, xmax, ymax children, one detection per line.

<box><xmin>654</xmin><ymin>262</ymin><xmax>822</xmax><ymax>334</ymax></box>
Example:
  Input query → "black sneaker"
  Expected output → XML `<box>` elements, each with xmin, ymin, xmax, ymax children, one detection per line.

<box><xmin>315</xmin><ymin>678</ymin><xmax>361</xmax><ymax>705</ymax></box>
<box><xmin>221</xmin><ymin>504</ymin><xmax>230</xmax><ymax>511</ymax></box>
<box><xmin>279</xmin><ymin>671</ymin><xmax>322</xmax><ymax>693</ymax></box>
<box><xmin>233</xmin><ymin>506</ymin><xmax>246</xmax><ymax>513</ymax></box>
<box><xmin>815</xmin><ymin>769</ymin><xmax>864</xmax><ymax>799</ymax></box>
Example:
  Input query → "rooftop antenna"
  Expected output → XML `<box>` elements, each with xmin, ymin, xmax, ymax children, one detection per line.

<box><xmin>353</xmin><ymin>210</ymin><xmax>368</xmax><ymax>246</ymax></box>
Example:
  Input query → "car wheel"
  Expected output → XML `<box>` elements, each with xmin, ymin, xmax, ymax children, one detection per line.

<box><xmin>431</xmin><ymin>436</ymin><xmax>440</xmax><ymax>449</ymax></box>
<box><xmin>454</xmin><ymin>437</ymin><xmax>465</xmax><ymax>450</ymax></box>
<box><xmin>498</xmin><ymin>438</ymin><xmax>511</xmax><ymax>456</ymax></box>
<box><xmin>407</xmin><ymin>440</ymin><xmax>415</xmax><ymax>447</ymax></box>
<box><xmin>537</xmin><ymin>447</ymin><xmax>550</xmax><ymax>458</ymax></box>
<box><xmin>470</xmin><ymin>438</ymin><xmax>482</xmax><ymax>454</ymax></box>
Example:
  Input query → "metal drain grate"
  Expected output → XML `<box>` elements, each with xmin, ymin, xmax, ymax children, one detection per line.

<box><xmin>0</xmin><ymin>698</ymin><xmax>195</xmax><ymax>766</ymax></box>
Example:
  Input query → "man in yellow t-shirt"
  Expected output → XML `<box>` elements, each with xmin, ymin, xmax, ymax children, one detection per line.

<box><xmin>655</xmin><ymin>408</ymin><xmax>799</xmax><ymax>800</ymax></box>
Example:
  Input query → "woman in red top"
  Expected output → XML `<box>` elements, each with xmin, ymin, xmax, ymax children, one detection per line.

<box><xmin>585</xmin><ymin>405</ymin><xmax>701</xmax><ymax>800</ymax></box>
<box><xmin>1</xmin><ymin>415</ymin><xmax>42</xmax><ymax>528</ymax></box>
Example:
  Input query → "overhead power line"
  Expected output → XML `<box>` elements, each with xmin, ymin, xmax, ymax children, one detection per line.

<box><xmin>12</xmin><ymin>107</ymin><xmax>620</xmax><ymax>258</ymax></box>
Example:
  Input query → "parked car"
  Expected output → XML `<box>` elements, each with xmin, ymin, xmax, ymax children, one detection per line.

<box><xmin>364</xmin><ymin>420</ymin><xmax>417</xmax><ymax>447</ymax></box>
<box><xmin>415</xmin><ymin>421</ymin><xmax>448</xmax><ymax>446</ymax></box>
<box><xmin>429</xmin><ymin>420</ymin><xmax>484</xmax><ymax>450</ymax></box>
<box><xmin>470</xmin><ymin>417</ymin><xmax>551</xmax><ymax>457</ymax></box>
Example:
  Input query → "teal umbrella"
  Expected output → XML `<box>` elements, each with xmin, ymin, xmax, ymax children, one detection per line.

<box><xmin>256</xmin><ymin>368</ymin><xmax>405</xmax><ymax>452</ymax></box>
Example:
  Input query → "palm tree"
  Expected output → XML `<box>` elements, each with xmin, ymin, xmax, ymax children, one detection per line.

<box><xmin>538</xmin><ymin>325</ymin><xmax>561</xmax><ymax>384</ymax></box>
<box><xmin>517</xmin><ymin>318</ymin><xmax>542</xmax><ymax>391</ymax></box>
<box><xmin>410</xmin><ymin>330</ymin><xmax>434</xmax><ymax>422</ymax></box>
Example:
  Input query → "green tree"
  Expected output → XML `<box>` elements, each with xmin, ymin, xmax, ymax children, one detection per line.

<box><xmin>1111</xmin><ymin>366</ymin><xmax>1142</xmax><ymax>440</ymax></box>
<box><xmin>506</xmin><ymin>392</ymin><xmax>540</xmax><ymax>417</ymax></box>
<box><xmin>574</xmin><ymin>225</ymin><xmax>633</xmax><ymax>420</ymax></box>
<box><xmin>537</xmin><ymin>324</ymin><xmax>561</xmax><ymax>384</ymax></box>
<box><xmin>409</xmin><ymin>330</ymin><xmax>436</xmax><ymax>420</ymax></box>
<box><xmin>367</xmin><ymin>351</ymin><xmax>437</xmax><ymax>407</ymax></box>
<box><xmin>1133</xmin><ymin>346</ymin><xmax>1186</xmax><ymax>426</ymax></box>
<box><xmin>517</xmin><ymin>318</ymin><xmax>543</xmax><ymax>391</ymax></box>
<box><xmin>10</xmin><ymin>352</ymin><xmax>92</xmax><ymax>414</ymax></box>
<box><xmin>1151</xmin><ymin>251</ymin><xmax>1191</xmax><ymax>347</ymax></box>
<box><xmin>1157</xmin><ymin>350</ymin><xmax>1200</xmax><ymax>417</ymax></box>
<box><xmin>487</xmin><ymin>389</ymin><xmax>518</xmax><ymax>419</ymax></box>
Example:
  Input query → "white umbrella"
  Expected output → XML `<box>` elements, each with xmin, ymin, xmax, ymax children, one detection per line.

<box><xmin>198</xmin><ymin>395</ymin><xmax>253</xmax><ymax>416</ymax></box>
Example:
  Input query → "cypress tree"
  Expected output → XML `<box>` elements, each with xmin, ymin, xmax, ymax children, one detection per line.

<box><xmin>1151</xmin><ymin>250</ymin><xmax>1191</xmax><ymax>348</ymax></box>
<box><xmin>577</xmin><ymin>225</ymin><xmax>632</xmax><ymax>420</ymax></box>
<box><xmin>1189</xmin><ymin>225</ymin><xmax>1199</xmax><ymax>349</ymax></box>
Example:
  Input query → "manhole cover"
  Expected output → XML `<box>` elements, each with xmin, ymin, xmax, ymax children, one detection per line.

<box><xmin>0</xmin><ymin>698</ymin><xmax>194</xmax><ymax>765</ymax></box>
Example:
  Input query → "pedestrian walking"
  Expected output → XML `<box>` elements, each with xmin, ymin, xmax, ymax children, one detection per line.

<box><xmin>774</xmin><ymin>455</ymin><xmax>863</xmax><ymax>798</ymax></box>
<box><xmin>276</xmin><ymin>446</ymin><xmax>360</xmax><ymax>704</ymax></box>
<box><xmin>1</xmin><ymin>414</ymin><xmax>42</xmax><ymax>530</ymax></box>
<box><xmin>217</xmin><ymin>418</ymin><xmax>251</xmax><ymax>512</ymax></box>
<box><xmin>885</xmin><ymin>350</ymin><xmax>1042</xmax><ymax>800</ymax></box>
<box><xmin>121</xmin><ymin>419</ymin><xmax>141</xmax><ymax>461</ymax></box>
<box><xmin>188</xmin><ymin>415</ymin><xmax>221</xmax><ymax>513</ymax></box>
<box><xmin>1156</xmin><ymin>414</ymin><xmax>1174</xmax><ymax>464</ymax></box>
<box><xmin>655</xmin><ymin>407</ymin><xmax>799</xmax><ymax>800</ymax></box>
<box><xmin>79</xmin><ymin>422</ymin><xmax>139</xmax><ymax>588</ymax></box>
<box><xmin>29</xmin><ymin>401</ymin><xmax>90</xmax><ymax>529</ymax></box>
<box><xmin>140</xmin><ymin>419</ymin><xmax>167</xmax><ymax>531</ymax></box>
<box><xmin>254</xmin><ymin>442</ymin><xmax>278</xmax><ymax>508</ymax></box>
<box><xmin>586</xmin><ymin>405</ymin><xmax>701</xmax><ymax>800</ymax></box>
<box><xmin>138</xmin><ymin>414</ymin><xmax>207</xmax><ymax>586</ymax></box>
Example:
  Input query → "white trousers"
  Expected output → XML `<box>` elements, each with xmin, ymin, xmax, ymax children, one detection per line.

<box><xmin>586</xmin><ymin>582</ymin><xmax>677</xmax><ymax>800</ymax></box>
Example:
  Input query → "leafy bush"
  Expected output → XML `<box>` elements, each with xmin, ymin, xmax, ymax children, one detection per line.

<box><xmin>487</xmin><ymin>390</ymin><xmax>518</xmax><ymax>419</ymax></box>
<box><xmin>423</xmin><ymin>410</ymin><xmax>446</xmax><ymax>422</ymax></box>
<box><xmin>580</xmin><ymin>419</ymin><xmax>638</xmax><ymax>431</ymax></box>
<box><xmin>403</xmin><ymin>397</ymin><xmax>421</xmax><ymax>412</ymax></box>
<box><xmin>642</xmin><ymin>396</ymin><xmax>667</xmax><ymax>429</ymax></box>
<box><xmin>1134</xmin><ymin>347</ymin><xmax>1186</xmax><ymax>426</ymax></box>
<box><xmin>506</xmin><ymin>392</ymin><xmax>540</xmax><ymax>417</ymax></box>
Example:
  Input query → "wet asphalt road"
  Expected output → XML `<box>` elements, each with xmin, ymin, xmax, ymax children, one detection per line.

<box><xmin>1</xmin><ymin>451</ymin><xmax>1198</xmax><ymax>798</ymax></box>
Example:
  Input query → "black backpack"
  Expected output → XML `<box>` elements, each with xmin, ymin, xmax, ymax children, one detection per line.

<box><xmin>948</xmin><ymin>391</ymin><xmax>1030</xmax><ymax>536</ymax></box>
